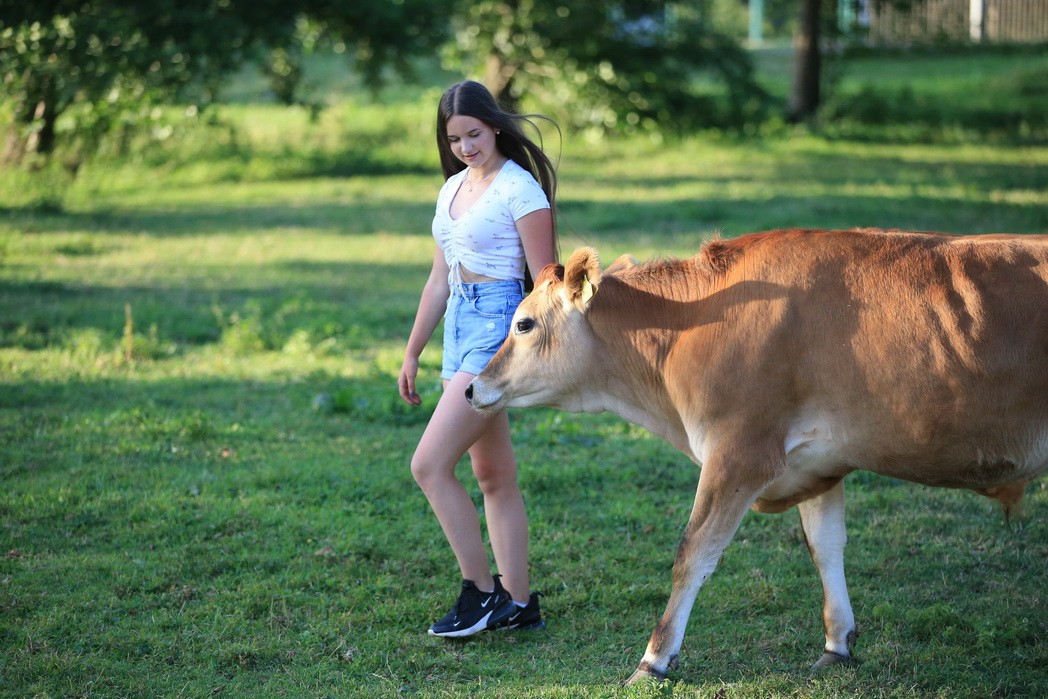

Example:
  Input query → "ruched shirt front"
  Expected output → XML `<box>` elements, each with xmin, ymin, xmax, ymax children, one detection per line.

<box><xmin>432</xmin><ymin>159</ymin><xmax>550</xmax><ymax>289</ymax></box>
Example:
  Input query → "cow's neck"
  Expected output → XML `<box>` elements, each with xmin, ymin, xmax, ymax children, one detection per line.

<box><xmin>585</xmin><ymin>271</ymin><xmax>707</xmax><ymax>457</ymax></box>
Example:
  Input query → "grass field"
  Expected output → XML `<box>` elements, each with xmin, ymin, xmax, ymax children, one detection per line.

<box><xmin>2</xmin><ymin>48</ymin><xmax>1047</xmax><ymax>698</ymax></box>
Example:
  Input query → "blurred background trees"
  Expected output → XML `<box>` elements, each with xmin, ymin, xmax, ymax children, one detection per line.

<box><xmin>2</xmin><ymin>0</ymin><xmax>1045</xmax><ymax>169</ymax></box>
<box><xmin>444</xmin><ymin>0</ymin><xmax>768</xmax><ymax>133</ymax></box>
<box><xmin>0</xmin><ymin>0</ymin><xmax>446</xmax><ymax>166</ymax></box>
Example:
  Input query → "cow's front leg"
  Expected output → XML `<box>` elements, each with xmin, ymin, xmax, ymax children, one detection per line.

<box><xmin>797</xmin><ymin>480</ymin><xmax>857</xmax><ymax>668</ymax></box>
<box><xmin>627</xmin><ymin>446</ymin><xmax>778</xmax><ymax>685</ymax></box>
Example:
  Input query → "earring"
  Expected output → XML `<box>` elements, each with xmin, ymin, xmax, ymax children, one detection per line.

<box><xmin>495</xmin><ymin>129</ymin><xmax>501</xmax><ymax>134</ymax></box>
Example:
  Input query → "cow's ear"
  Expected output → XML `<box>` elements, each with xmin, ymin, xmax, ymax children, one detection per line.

<box><xmin>535</xmin><ymin>262</ymin><xmax>564</xmax><ymax>286</ymax></box>
<box><xmin>564</xmin><ymin>247</ymin><xmax>601</xmax><ymax>310</ymax></box>
<box><xmin>605</xmin><ymin>254</ymin><xmax>637</xmax><ymax>275</ymax></box>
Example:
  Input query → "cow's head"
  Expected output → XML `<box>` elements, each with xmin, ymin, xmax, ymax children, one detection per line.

<box><xmin>466</xmin><ymin>247</ymin><xmax>603</xmax><ymax>412</ymax></box>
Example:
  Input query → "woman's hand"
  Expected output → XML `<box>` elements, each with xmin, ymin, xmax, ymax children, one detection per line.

<box><xmin>399</xmin><ymin>355</ymin><xmax>422</xmax><ymax>405</ymax></box>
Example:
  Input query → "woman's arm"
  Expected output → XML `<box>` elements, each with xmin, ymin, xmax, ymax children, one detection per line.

<box><xmin>516</xmin><ymin>208</ymin><xmax>557</xmax><ymax>278</ymax></box>
<box><xmin>399</xmin><ymin>247</ymin><xmax>451</xmax><ymax>405</ymax></box>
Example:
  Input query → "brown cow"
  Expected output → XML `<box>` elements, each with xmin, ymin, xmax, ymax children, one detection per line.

<box><xmin>465</xmin><ymin>228</ymin><xmax>1048</xmax><ymax>684</ymax></box>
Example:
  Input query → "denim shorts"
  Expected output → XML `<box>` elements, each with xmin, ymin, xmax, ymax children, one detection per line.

<box><xmin>442</xmin><ymin>280</ymin><xmax>524</xmax><ymax>380</ymax></box>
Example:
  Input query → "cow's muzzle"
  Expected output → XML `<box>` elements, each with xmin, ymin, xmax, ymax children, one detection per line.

<box><xmin>464</xmin><ymin>378</ymin><xmax>502</xmax><ymax>412</ymax></box>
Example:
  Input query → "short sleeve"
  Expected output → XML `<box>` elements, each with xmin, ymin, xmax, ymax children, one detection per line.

<box><xmin>506</xmin><ymin>168</ymin><xmax>550</xmax><ymax>222</ymax></box>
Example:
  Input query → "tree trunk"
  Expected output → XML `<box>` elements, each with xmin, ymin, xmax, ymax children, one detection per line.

<box><xmin>2</xmin><ymin>79</ymin><xmax>35</xmax><ymax>165</ymax></box>
<box><xmin>33</xmin><ymin>97</ymin><xmax>58</xmax><ymax>157</ymax></box>
<box><xmin>2</xmin><ymin>126</ymin><xmax>27</xmax><ymax>166</ymax></box>
<box><xmin>2</xmin><ymin>75</ymin><xmax>59</xmax><ymax>165</ymax></box>
<box><xmin>485</xmin><ymin>52</ymin><xmax>520</xmax><ymax>113</ymax></box>
<box><xmin>788</xmin><ymin>0</ymin><xmax>822</xmax><ymax>123</ymax></box>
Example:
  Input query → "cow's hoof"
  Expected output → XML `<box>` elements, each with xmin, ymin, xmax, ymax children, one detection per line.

<box><xmin>625</xmin><ymin>668</ymin><xmax>668</xmax><ymax>686</ymax></box>
<box><xmin>625</xmin><ymin>655</ymin><xmax>677</xmax><ymax>685</ymax></box>
<box><xmin>811</xmin><ymin>650</ymin><xmax>852</xmax><ymax>670</ymax></box>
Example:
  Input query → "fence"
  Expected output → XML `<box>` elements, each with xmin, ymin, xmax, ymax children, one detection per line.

<box><xmin>863</xmin><ymin>0</ymin><xmax>1048</xmax><ymax>44</ymax></box>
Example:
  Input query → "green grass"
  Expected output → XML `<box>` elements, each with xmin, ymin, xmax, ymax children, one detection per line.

<box><xmin>2</xmin><ymin>48</ymin><xmax>1048</xmax><ymax>697</ymax></box>
<box><xmin>752</xmin><ymin>44</ymin><xmax>1048</xmax><ymax>142</ymax></box>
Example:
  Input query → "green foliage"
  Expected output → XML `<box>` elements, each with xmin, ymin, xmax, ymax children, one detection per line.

<box><xmin>0</xmin><ymin>1</ymin><xmax>263</xmax><ymax>164</ymax></box>
<box><xmin>0</xmin><ymin>0</ymin><xmax>448</xmax><ymax>165</ymax></box>
<box><xmin>215</xmin><ymin>302</ymin><xmax>271</xmax><ymax>355</ymax></box>
<box><xmin>446</xmin><ymin>0</ymin><xmax>770</xmax><ymax>134</ymax></box>
<box><xmin>0</xmin><ymin>7</ymin><xmax>160</xmax><ymax>165</ymax></box>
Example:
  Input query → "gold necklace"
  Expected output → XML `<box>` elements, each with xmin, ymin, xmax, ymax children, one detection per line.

<box><xmin>466</xmin><ymin>161</ymin><xmax>504</xmax><ymax>192</ymax></box>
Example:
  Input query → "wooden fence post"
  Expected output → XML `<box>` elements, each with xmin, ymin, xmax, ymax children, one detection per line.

<box><xmin>970</xmin><ymin>0</ymin><xmax>986</xmax><ymax>41</ymax></box>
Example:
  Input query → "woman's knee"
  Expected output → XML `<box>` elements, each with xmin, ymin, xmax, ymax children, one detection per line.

<box><xmin>471</xmin><ymin>458</ymin><xmax>518</xmax><ymax>496</ymax></box>
<box><xmin>411</xmin><ymin>452</ymin><xmax>450</xmax><ymax>492</ymax></box>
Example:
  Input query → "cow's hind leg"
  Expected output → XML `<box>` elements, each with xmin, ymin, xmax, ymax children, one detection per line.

<box><xmin>797</xmin><ymin>480</ymin><xmax>857</xmax><ymax>669</ymax></box>
<box><xmin>627</xmin><ymin>445</ymin><xmax>778</xmax><ymax>685</ymax></box>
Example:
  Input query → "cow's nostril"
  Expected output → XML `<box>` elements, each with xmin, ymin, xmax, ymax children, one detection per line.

<box><xmin>464</xmin><ymin>383</ymin><xmax>474</xmax><ymax>401</ymax></box>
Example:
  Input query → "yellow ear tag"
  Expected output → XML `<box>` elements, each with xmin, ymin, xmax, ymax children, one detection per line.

<box><xmin>581</xmin><ymin>276</ymin><xmax>595</xmax><ymax>305</ymax></box>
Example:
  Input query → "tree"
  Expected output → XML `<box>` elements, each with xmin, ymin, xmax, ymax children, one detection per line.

<box><xmin>445</xmin><ymin>0</ymin><xmax>769</xmax><ymax>134</ymax></box>
<box><xmin>0</xmin><ymin>0</ymin><xmax>447</xmax><ymax>165</ymax></box>
<box><xmin>786</xmin><ymin>0</ymin><xmax>931</xmax><ymax>123</ymax></box>
<box><xmin>788</xmin><ymin>0</ymin><xmax>823</xmax><ymax>122</ymax></box>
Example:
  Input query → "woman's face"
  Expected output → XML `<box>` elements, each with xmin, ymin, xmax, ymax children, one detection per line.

<box><xmin>445</xmin><ymin>115</ymin><xmax>500</xmax><ymax>170</ymax></box>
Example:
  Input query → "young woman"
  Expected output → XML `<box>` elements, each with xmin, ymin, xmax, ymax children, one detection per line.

<box><xmin>398</xmin><ymin>80</ymin><xmax>558</xmax><ymax>637</ymax></box>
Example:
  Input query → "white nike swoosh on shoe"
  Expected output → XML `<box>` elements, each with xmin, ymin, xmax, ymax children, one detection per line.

<box><xmin>480</xmin><ymin>596</ymin><xmax>492</xmax><ymax>608</ymax></box>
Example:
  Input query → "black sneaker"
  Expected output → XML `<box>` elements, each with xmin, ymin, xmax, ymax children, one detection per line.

<box><xmin>428</xmin><ymin>579</ymin><xmax>516</xmax><ymax>638</ymax></box>
<box><xmin>495</xmin><ymin>591</ymin><xmax>545</xmax><ymax>630</ymax></box>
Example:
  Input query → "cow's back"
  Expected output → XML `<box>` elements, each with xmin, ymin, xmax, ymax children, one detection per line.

<box><xmin>689</xmin><ymin>229</ymin><xmax>1048</xmax><ymax>491</ymax></box>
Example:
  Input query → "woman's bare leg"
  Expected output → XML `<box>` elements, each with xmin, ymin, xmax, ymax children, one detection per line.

<box><xmin>467</xmin><ymin>406</ymin><xmax>530</xmax><ymax>604</ymax></box>
<box><xmin>411</xmin><ymin>372</ymin><xmax>505</xmax><ymax>592</ymax></box>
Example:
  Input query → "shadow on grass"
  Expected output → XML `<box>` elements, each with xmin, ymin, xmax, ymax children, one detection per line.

<box><xmin>3</xmin><ymin>146</ymin><xmax>1046</xmax><ymax>239</ymax></box>
<box><xmin>0</xmin><ymin>200</ymin><xmax>439</xmax><ymax>238</ymax></box>
<box><xmin>4</xmin><ymin>192</ymin><xmax>1045</xmax><ymax>250</ymax></box>
<box><xmin>4</xmin><ymin>190</ymin><xmax>1047</xmax><ymax>356</ymax></box>
<box><xmin>0</xmin><ymin>259</ymin><xmax>430</xmax><ymax>350</ymax></box>
<box><xmin>0</xmin><ymin>371</ymin><xmax>439</xmax><ymax>486</ymax></box>
<box><xmin>597</xmin><ymin>149</ymin><xmax>1046</xmax><ymax>192</ymax></box>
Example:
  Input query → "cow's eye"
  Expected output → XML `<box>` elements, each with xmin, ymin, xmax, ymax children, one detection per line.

<box><xmin>515</xmin><ymin>318</ymin><xmax>535</xmax><ymax>334</ymax></box>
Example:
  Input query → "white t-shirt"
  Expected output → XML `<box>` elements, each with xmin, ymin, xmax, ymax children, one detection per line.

<box><xmin>432</xmin><ymin>159</ymin><xmax>550</xmax><ymax>287</ymax></box>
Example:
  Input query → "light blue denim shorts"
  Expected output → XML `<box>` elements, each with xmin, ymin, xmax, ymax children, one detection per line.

<box><xmin>442</xmin><ymin>280</ymin><xmax>524</xmax><ymax>380</ymax></box>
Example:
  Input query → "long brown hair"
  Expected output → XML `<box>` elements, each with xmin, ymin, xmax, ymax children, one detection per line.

<box><xmin>436</xmin><ymin>80</ymin><xmax>559</xmax><ymax>256</ymax></box>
